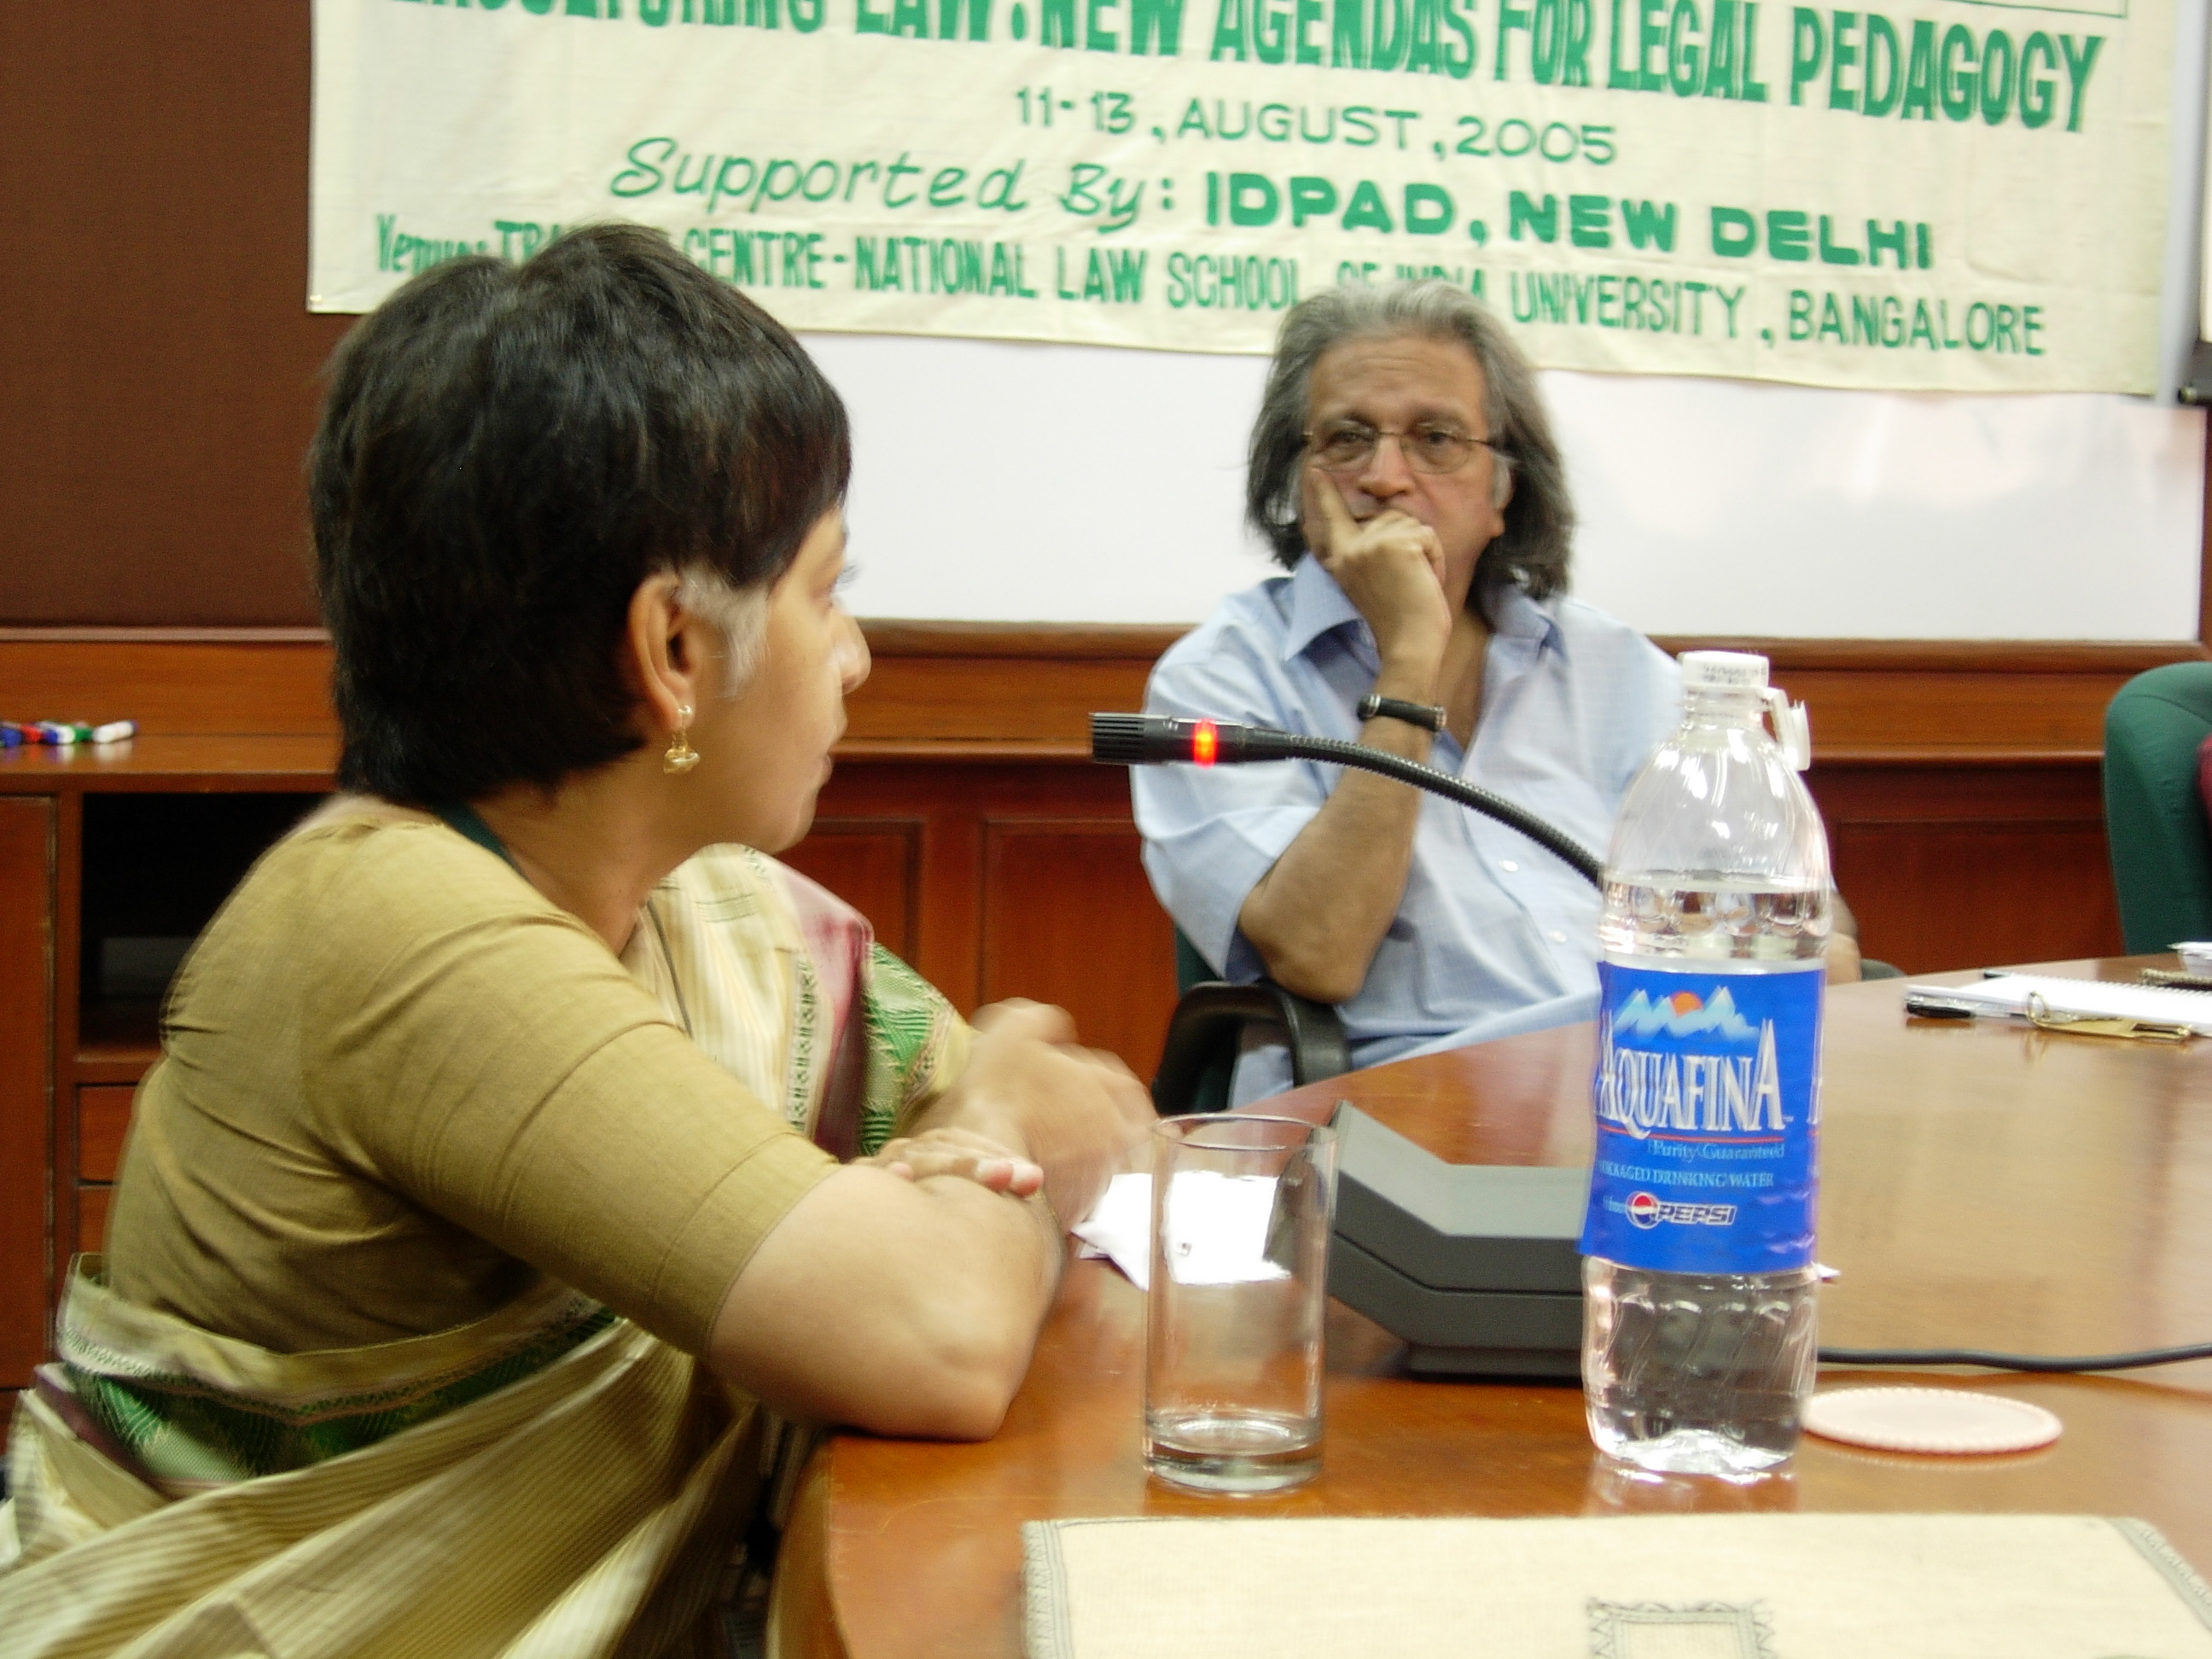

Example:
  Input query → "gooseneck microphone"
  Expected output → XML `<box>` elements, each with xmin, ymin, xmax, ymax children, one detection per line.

<box><xmin>1091</xmin><ymin>713</ymin><xmax>1604</xmax><ymax>888</ymax></box>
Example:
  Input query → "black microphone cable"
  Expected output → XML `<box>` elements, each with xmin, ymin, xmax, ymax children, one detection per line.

<box><xmin>1815</xmin><ymin>1341</ymin><xmax>2212</xmax><ymax>1374</ymax></box>
<box><xmin>1091</xmin><ymin>712</ymin><xmax>1605</xmax><ymax>888</ymax></box>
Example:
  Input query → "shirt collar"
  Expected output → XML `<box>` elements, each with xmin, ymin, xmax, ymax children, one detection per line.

<box><xmin>1281</xmin><ymin>556</ymin><xmax>1567</xmax><ymax>663</ymax></box>
<box><xmin>1488</xmin><ymin>586</ymin><xmax>1567</xmax><ymax>658</ymax></box>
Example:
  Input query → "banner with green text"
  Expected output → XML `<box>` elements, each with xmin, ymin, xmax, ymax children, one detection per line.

<box><xmin>311</xmin><ymin>0</ymin><xmax>2174</xmax><ymax>390</ymax></box>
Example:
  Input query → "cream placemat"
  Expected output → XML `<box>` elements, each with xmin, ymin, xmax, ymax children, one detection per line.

<box><xmin>1023</xmin><ymin>1513</ymin><xmax>2212</xmax><ymax>1659</ymax></box>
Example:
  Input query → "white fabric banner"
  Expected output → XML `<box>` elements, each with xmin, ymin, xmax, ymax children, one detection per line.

<box><xmin>313</xmin><ymin>0</ymin><xmax>2173</xmax><ymax>391</ymax></box>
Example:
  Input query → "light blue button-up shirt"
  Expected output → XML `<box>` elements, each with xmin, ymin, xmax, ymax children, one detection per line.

<box><xmin>1135</xmin><ymin>556</ymin><xmax>1682</xmax><ymax>1102</ymax></box>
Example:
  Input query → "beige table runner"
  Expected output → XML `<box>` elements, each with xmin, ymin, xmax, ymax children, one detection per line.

<box><xmin>1023</xmin><ymin>1513</ymin><xmax>2212</xmax><ymax>1659</ymax></box>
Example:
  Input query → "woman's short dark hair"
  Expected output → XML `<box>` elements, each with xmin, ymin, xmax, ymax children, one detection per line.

<box><xmin>1246</xmin><ymin>282</ymin><xmax>1572</xmax><ymax>620</ymax></box>
<box><xmin>311</xmin><ymin>222</ymin><xmax>850</xmax><ymax>805</ymax></box>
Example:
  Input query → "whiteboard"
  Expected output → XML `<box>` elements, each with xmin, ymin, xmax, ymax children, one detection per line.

<box><xmin>808</xmin><ymin>331</ymin><xmax>2206</xmax><ymax>639</ymax></box>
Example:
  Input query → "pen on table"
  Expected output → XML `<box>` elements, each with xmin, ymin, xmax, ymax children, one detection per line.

<box><xmin>1902</xmin><ymin>991</ymin><xmax>1982</xmax><ymax>1021</ymax></box>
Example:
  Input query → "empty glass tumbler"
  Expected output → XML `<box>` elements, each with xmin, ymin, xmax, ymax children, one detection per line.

<box><xmin>1144</xmin><ymin>1114</ymin><xmax>1339</xmax><ymax>1494</ymax></box>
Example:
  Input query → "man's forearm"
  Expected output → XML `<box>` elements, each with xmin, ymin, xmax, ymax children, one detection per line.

<box><xmin>1237</xmin><ymin>700</ymin><xmax>1434</xmax><ymax>1004</ymax></box>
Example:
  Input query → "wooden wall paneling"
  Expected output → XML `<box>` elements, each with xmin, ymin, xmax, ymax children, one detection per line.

<box><xmin>779</xmin><ymin>820</ymin><xmax>923</xmax><ymax>963</ymax></box>
<box><xmin>52</xmin><ymin>789</ymin><xmax>85</xmax><ymax>1287</ymax></box>
<box><xmin>0</xmin><ymin>7</ymin><xmax>344</xmax><ymax>626</ymax></box>
<box><xmin>78</xmin><ymin>1187</ymin><xmax>111</xmax><ymax>1257</ymax></box>
<box><xmin>1810</xmin><ymin>761</ymin><xmax>2122</xmax><ymax>974</ymax></box>
<box><xmin>0</xmin><ymin>634</ymin><xmax>337</xmax><ymax>736</ymax></box>
<box><xmin>981</xmin><ymin>818</ymin><xmax>1179</xmax><ymax>1082</ymax></box>
<box><xmin>0</xmin><ymin>798</ymin><xmax>55</xmax><ymax>1387</ymax></box>
<box><xmin>78</xmin><ymin>1086</ymin><xmax>135</xmax><ymax>1183</ymax></box>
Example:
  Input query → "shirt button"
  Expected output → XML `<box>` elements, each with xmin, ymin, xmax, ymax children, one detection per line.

<box><xmin>1550</xmin><ymin>930</ymin><xmax>1568</xmax><ymax>944</ymax></box>
<box><xmin>1499</xmin><ymin>859</ymin><xmax>1519</xmax><ymax>873</ymax></box>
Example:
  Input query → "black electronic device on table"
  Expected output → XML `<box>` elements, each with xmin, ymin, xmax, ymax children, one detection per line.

<box><xmin>1329</xmin><ymin>1104</ymin><xmax>1586</xmax><ymax>1379</ymax></box>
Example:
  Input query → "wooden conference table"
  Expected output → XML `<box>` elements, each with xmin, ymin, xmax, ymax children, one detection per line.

<box><xmin>777</xmin><ymin>959</ymin><xmax>2212</xmax><ymax>1659</ymax></box>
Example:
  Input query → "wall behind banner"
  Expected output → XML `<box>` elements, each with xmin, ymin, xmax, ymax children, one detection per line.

<box><xmin>812</xmin><ymin>330</ymin><xmax>2208</xmax><ymax>636</ymax></box>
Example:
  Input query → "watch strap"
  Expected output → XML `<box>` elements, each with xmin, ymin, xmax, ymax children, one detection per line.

<box><xmin>1356</xmin><ymin>695</ymin><xmax>1446</xmax><ymax>732</ymax></box>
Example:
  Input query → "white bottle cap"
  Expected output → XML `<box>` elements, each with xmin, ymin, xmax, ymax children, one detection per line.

<box><xmin>1678</xmin><ymin>650</ymin><xmax>1770</xmax><ymax>690</ymax></box>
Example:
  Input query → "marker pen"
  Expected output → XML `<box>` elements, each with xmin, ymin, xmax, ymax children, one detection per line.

<box><xmin>90</xmin><ymin>719</ymin><xmax>136</xmax><ymax>743</ymax></box>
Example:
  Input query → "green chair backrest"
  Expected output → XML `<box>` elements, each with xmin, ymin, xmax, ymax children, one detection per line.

<box><xmin>2104</xmin><ymin>662</ymin><xmax>2212</xmax><ymax>952</ymax></box>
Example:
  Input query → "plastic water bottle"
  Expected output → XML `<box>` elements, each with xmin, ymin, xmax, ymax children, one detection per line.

<box><xmin>1580</xmin><ymin>650</ymin><xmax>1831</xmax><ymax>1479</ymax></box>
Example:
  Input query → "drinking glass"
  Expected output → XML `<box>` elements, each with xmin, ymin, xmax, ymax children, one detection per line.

<box><xmin>1144</xmin><ymin>1114</ymin><xmax>1338</xmax><ymax>1493</ymax></box>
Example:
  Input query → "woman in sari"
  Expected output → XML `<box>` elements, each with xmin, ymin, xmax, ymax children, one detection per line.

<box><xmin>0</xmin><ymin>224</ymin><xmax>1151</xmax><ymax>1658</ymax></box>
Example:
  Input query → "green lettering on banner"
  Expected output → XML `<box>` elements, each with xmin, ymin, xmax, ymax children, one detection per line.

<box><xmin>1406</xmin><ymin>182</ymin><xmax>1455</xmax><ymax>232</ymax></box>
<box><xmin>1621</xmin><ymin>198</ymin><xmax>1676</xmax><ymax>250</ymax></box>
<box><xmin>1980</xmin><ymin>29</ymin><xmax>2014</xmax><ymax>124</ymax></box>
<box><xmin>1668</xmin><ymin>0</ymin><xmax>1702</xmax><ymax>96</ymax></box>
<box><xmin>1229</xmin><ymin>172</ymin><xmax>1278</xmax><ymax>224</ymax></box>
<box><xmin>1130</xmin><ymin>0</ymin><xmax>1185</xmax><ymax>49</ymax></box>
<box><xmin>1742</xmin><ymin>0</ymin><xmax>1770</xmax><ymax>98</ymax></box>
<box><xmin>2060</xmin><ymin>33</ymin><xmax>2103</xmax><ymax>132</ymax></box>
<box><xmin>1254</xmin><ymin>0</ymin><xmax>1289</xmax><ymax>61</ymax></box>
<box><xmin>1703</xmin><ymin>0</ymin><xmax>1738</xmax><ymax>97</ymax></box>
<box><xmin>1938</xmin><ymin>23</ymin><xmax>1976</xmax><ymax>120</ymax></box>
<box><xmin>1332</xmin><ymin>0</ymin><xmax>1370</xmax><ymax>64</ymax></box>
<box><xmin>1289</xmin><ymin>175</ymin><xmax>1339</xmax><ymax>224</ymax></box>
<box><xmin>1342</xmin><ymin>178</ymin><xmax>1394</xmax><ymax>230</ymax></box>
<box><xmin>1210</xmin><ymin>0</ymin><xmax>1249</xmax><ymax>55</ymax></box>
<box><xmin>1497</xmin><ymin>0</ymin><xmax>1533</xmax><ymax>76</ymax></box>
<box><xmin>1373</xmin><ymin>0</ymin><xmax>1410</xmax><ymax>69</ymax></box>
<box><xmin>1639</xmin><ymin>0</ymin><xmax>1668</xmax><ymax>89</ymax></box>
<box><xmin>2020</xmin><ymin>32</ymin><xmax>2058</xmax><ymax>127</ymax></box>
<box><xmin>1861</xmin><ymin>12</ymin><xmax>1899</xmax><ymax>115</ymax></box>
<box><xmin>1569</xmin><ymin>192</ymin><xmax>1611</xmax><ymax>246</ymax></box>
<box><xmin>1828</xmin><ymin>8</ymin><xmax>1857</xmax><ymax>110</ymax></box>
<box><xmin>1899</xmin><ymin>17</ymin><xmax>1936</xmax><ymax>119</ymax></box>
<box><xmin>1767</xmin><ymin>207</ymin><xmax>1810</xmax><ymax>259</ymax></box>
<box><xmin>1710</xmin><ymin>204</ymin><xmax>1755</xmax><ymax>254</ymax></box>
<box><xmin>1789</xmin><ymin>6</ymin><xmax>1822</xmax><ymax>105</ymax></box>
<box><xmin>1511</xmin><ymin>190</ymin><xmax>1561</xmax><ymax>241</ymax></box>
<box><xmin>1405</xmin><ymin>0</ymin><xmax>1441</xmax><ymax>73</ymax></box>
<box><xmin>1607</xmin><ymin>0</ymin><xmax>1639</xmax><ymax>85</ymax></box>
<box><xmin>1444</xmin><ymin>0</ymin><xmax>1476</xmax><ymax>77</ymax></box>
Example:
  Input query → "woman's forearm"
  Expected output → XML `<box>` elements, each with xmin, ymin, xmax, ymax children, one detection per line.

<box><xmin>706</xmin><ymin>1163</ymin><xmax>1063</xmax><ymax>1439</ymax></box>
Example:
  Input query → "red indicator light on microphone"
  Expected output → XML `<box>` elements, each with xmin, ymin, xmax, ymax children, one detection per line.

<box><xmin>1191</xmin><ymin>720</ymin><xmax>1220</xmax><ymax>766</ymax></box>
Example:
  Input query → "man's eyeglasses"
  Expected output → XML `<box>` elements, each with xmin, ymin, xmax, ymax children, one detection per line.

<box><xmin>1305</xmin><ymin>421</ymin><xmax>1503</xmax><ymax>475</ymax></box>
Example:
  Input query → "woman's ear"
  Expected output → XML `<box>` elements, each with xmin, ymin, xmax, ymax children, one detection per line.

<box><xmin>623</xmin><ymin>573</ymin><xmax>699</xmax><ymax>739</ymax></box>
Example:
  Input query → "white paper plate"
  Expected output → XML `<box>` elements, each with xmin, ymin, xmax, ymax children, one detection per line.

<box><xmin>1803</xmin><ymin>1388</ymin><xmax>2062</xmax><ymax>1455</ymax></box>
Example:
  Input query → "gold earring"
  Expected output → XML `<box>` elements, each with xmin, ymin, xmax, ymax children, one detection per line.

<box><xmin>662</xmin><ymin>704</ymin><xmax>701</xmax><ymax>775</ymax></box>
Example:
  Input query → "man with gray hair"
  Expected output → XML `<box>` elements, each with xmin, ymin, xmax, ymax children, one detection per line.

<box><xmin>1136</xmin><ymin>281</ymin><xmax>1859</xmax><ymax>1103</ymax></box>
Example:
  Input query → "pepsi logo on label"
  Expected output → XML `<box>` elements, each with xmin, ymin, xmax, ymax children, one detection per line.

<box><xmin>1615</xmin><ymin>1194</ymin><xmax>1739</xmax><ymax>1227</ymax></box>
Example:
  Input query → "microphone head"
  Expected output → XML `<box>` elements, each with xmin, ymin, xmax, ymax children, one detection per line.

<box><xmin>1090</xmin><ymin>713</ymin><xmax>1151</xmax><ymax>764</ymax></box>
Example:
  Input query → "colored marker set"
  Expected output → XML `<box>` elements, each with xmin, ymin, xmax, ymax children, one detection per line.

<box><xmin>1</xmin><ymin>719</ymin><xmax>137</xmax><ymax>749</ymax></box>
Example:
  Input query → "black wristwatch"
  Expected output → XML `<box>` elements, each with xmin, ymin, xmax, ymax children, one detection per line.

<box><xmin>1356</xmin><ymin>694</ymin><xmax>1447</xmax><ymax>732</ymax></box>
